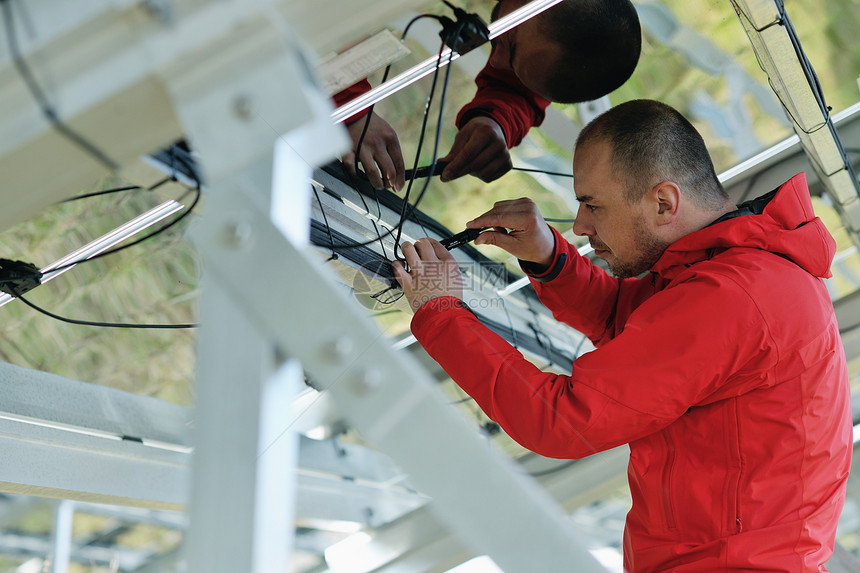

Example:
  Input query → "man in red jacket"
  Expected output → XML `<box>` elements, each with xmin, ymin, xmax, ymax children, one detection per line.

<box><xmin>335</xmin><ymin>0</ymin><xmax>641</xmax><ymax>190</ymax></box>
<box><xmin>393</xmin><ymin>99</ymin><xmax>852</xmax><ymax>571</ymax></box>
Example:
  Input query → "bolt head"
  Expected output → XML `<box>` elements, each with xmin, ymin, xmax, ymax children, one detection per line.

<box><xmin>325</xmin><ymin>337</ymin><xmax>354</xmax><ymax>363</ymax></box>
<box><xmin>220</xmin><ymin>220</ymin><xmax>255</xmax><ymax>250</ymax></box>
<box><xmin>349</xmin><ymin>368</ymin><xmax>382</xmax><ymax>396</ymax></box>
<box><xmin>233</xmin><ymin>95</ymin><xmax>254</xmax><ymax>121</ymax></box>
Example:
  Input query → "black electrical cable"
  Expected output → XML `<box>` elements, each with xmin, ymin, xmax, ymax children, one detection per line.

<box><xmin>351</xmin><ymin>13</ymin><xmax>445</xmax><ymax>169</ymax></box>
<box><xmin>381</xmin><ymin>33</ymin><xmax>455</xmax><ymax>257</ymax></box>
<box><xmin>45</xmin><ymin>186</ymin><xmax>201</xmax><ymax>275</ymax></box>
<box><xmin>311</xmin><ymin>184</ymin><xmax>338</xmax><ymax>260</ymax></box>
<box><xmin>369</xmin><ymin>286</ymin><xmax>404</xmax><ymax>305</ymax></box>
<box><xmin>512</xmin><ymin>166</ymin><xmax>574</xmax><ymax>178</ymax></box>
<box><xmin>54</xmin><ymin>147</ymin><xmax>200</xmax><ymax>269</ymax></box>
<box><xmin>7</xmin><ymin>287</ymin><xmax>196</xmax><ymax>329</ymax></box>
<box><xmin>347</xmin><ymin>13</ymin><xmax>448</xmax><ymax>258</ymax></box>
<box><xmin>48</xmin><ymin>141</ymin><xmax>202</xmax><ymax>272</ymax></box>
<box><xmin>62</xmin><ymin>185</ymin><xmax>140</xmax><ymax>202</ymax></box>
<box><xmin>731</xmin><ymin>0</ymin><xmax>853</xmax><ymax>181</ymax></box>
<box><xmin>60</xmin><ymin>176</ymin><xmax>173</xmax><ymax>203</ymax></box>
<box><xmin>392</xmin><ymin>28</ymin><xmax>461</xmax><ymax>261</ymax></box>
<box><xmin>1</xmin><ymin>0</ymin><xmax>119</xmax><ymax>171</ymax></box>
<box><xmin>314</xmin><ymin>165</ymin><xmax>544</xmax><ymax>305</ymax></box>
<box><xmin>316</xmin><ymin>22</ymin><xmax>459</xmax><ymax>255</ymax></box>
<box><xmin>337</xmin><ymin>15</ymin><xmax>441</xmax><ymax>259</ymax></box>
<box><xmin>0</xmin><ymin>182</ymin><xmax>201</xmax><ymax>328</ymax></box>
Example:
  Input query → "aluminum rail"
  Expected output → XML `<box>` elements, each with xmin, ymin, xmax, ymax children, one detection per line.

<box><xmin>0</xmin><ymin>200</ymin><xmax>184</xmax><ymax>309</ymax></box>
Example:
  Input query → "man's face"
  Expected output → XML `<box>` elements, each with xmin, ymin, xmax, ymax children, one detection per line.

<box><xmin>572</xmin><ymin>139</ymin><xmax>669</xmax><ymax>278</ymax></box>
<box><xmin>489</xmin><ymin>0</ymin><xmax>563</xmax><ymax>100</ymax></box>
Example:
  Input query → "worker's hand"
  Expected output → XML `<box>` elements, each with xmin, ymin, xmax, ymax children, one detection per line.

<box><xmin>343</xmin><ymin>112</ymin><xmax>406</xmax><ymax>191</ymax></box>
<box><xmin>467</xmin><ymin>198</ymin><xmax>555</xmax><ymax>268</ymax></box>
<box><xmin>439</xmin><ymin>116</ymin><xmax>512</xmax><ymax>183</ymax></box>
<box><xmin>392</xmin><ymin>238</ymin><xmax>464</xmax><ymax>313</ymax></box>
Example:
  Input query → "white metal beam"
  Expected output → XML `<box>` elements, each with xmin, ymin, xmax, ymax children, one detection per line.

<box><xmin>0</xmin><ymin>415</ymin><xmax>188</xmax><ymax>510</ymax></box>
<box><xmin>0</xmin><ymin>359</ymin><xmax>431</xmax><ymax>527</ymax></box>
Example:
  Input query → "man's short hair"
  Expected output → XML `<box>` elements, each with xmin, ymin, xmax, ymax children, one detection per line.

<box><xmin>576</xmin><ymin>99</ymin><xmax>729</xmax><ymax>208</ymax></box>
<box><xmin>539</xmin><ymin>0</ymin><xmax>642</xmax><ymax>103</ymax></box>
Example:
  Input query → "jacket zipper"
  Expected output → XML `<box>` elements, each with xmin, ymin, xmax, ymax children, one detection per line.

<box><xmin>729</xmin><ymin>397</ymin><xmax>743</xmax><ymax>535</ymax></box>
<box><xmin>661</xmin><ymin>431</ymin><xmax>678</xmax><ymax>530</ymax></box>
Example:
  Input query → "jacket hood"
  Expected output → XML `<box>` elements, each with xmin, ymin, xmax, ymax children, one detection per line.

<box><xmin>652</xmin><ymin>173</ymin><xmax>836</xmax><ymax>280</ymax></box>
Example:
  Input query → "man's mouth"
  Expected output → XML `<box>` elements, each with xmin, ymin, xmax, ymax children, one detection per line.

<box><xmin>590</xmin><ymin>242</ymin><xmax>608</xmax><ymax>255</ymax></box>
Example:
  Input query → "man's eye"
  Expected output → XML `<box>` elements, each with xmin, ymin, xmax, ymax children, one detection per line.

<box><xmin>586</xmin><ymin>204</ymin><xmax>596</xmax><ymax>212</ymax></box>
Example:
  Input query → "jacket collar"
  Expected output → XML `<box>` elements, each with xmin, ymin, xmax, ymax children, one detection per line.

<box><xmin>649</xmin><ymin>173</ymin><xmax>836</xmax><ymax>281</ymax></box>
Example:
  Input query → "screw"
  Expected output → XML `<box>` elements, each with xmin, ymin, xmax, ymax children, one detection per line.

<box><xmin>349</xmin><ymin>367</ymin><xmax>382</xmax><ymax>396</ymax></box>
<box><xmin>143</xmin><ymin>0</ymin><xmax>174</xmax><ymax>24</ymax></box>
<box><xmin>220</xmin><ymin>220</ymin><xmax>254</xmax><ymax>250</ymax></box>
<box><xmin>324</xmin><ymin>337</ymin><xmax>354</xmax><ymax>363</ymax></box>
<box><xmin>233</xmin><ymin>95</ymin><xmax>254</xmax><ymax>121</ymax></box>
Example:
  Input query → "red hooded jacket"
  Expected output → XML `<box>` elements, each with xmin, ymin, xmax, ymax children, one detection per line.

<box><xmin>411</xmin><ymin>173</ymin><xmax>852</xmax><ymax>571</ymax></box>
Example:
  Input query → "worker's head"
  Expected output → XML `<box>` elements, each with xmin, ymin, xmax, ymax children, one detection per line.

<box><xmin>489</xmin><ymin>0</ymin><xmax>641</xmax><ymax>103</ymax></box>
<box><xmin>571</xmin><ymin>99</ymin><xmax>731</xmax><ymax>278</ymax></box>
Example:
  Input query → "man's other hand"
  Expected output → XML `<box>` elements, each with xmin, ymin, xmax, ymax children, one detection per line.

<box><xmin>392</xmin><ymin>238</ymin><xmax>464</xmax><ymax>313</ymax></box>
<box><xmin>343</xmin><ymin>112</ymin><xmax>406</xmax><ymax>191</ymax></box>
<box><xmin>440</xmin><ymin>116</ymin><xmax>511</xmax><ymax>183</ymax></box>
<box><xmin>467</xmin><ymin>198</ymin><xmax>555</xmax><ymax>268</ymax></box>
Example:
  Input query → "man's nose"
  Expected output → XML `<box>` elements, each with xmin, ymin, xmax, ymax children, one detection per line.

<box><xmin>573</xmin><ymin>209</ymin><xmax>592</xmax><ymax>237</ymax></box>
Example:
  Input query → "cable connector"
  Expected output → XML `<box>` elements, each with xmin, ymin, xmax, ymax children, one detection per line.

<box><xmin>0</xmin><ymin>259</ymin><xmax>42</xmax><ymax>297</ymax></box>
<box><xmin>438</xmin><ymin>4</ymin><xmax>489</xmax><ymax>55</ymax></box>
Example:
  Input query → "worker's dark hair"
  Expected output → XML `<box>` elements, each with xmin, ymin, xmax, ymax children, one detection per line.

<box><xmin>539</xmin><ymin>0</ymin><xmax>642</xmax><ymax>103</ymax></box>
<box><xmin>576</xmin><ymin>99</ymin><xmax>729</xmax><ymax>209</ymax></box>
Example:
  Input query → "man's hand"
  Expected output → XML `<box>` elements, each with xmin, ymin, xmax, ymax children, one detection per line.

<box><xmin>343</xmin><ymin>112</ymin><xmax>406</xmax><ymax>191</ymax></box>
<box><xmin>467</xmin><ymin>198</ymin><xmax>555</xmax><ymax>268</ymax></box>
<box><xmin>392</xmin><ymin>239</ymin><xmax>464</xmax><ymax>313</ymax></box>
<box><xmin>439</xmin><ymin>116</ymin><xmax>512</xmax><ymax>183</ymax></box>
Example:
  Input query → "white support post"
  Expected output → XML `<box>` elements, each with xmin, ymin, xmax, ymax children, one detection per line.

<box><xmin>184</xmin><ymin>276</ymin><xmax>299</xmax><ymax>573</ymax></box>
<box><xmin>161</xmin><ymin>7</ymin><xmax>348</xmax><ymax>570</ymax></box>
<box><xmin>50</xmin><ymin>500</ymin><xmax>74</xmax><ymax>573</ymax></box>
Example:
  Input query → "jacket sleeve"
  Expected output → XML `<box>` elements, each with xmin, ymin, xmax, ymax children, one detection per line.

<box><xmin>332</xmin><ymin>79</ymin><xmax>373</xmax><ymax>124</ymax></box>
<box><xmin>455</xmin><ymin>60</ymin><xmax>550</xmax><ymax>148</ymax></box>
<box><xmin>410</xmin><ymin>270</ymin><xmax>771</xmax><ymax>459</ymax></box>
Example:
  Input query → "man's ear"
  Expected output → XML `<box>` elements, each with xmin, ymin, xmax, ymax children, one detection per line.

<box><xmin>651</xmin><ymin>181</ymin><xmax>680</xmax><ymax>226</ymax></box>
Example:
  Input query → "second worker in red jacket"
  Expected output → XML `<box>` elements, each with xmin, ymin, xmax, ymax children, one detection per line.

<box><xmin>334</xmin><ymin>0</ymin><xmax>641</xmax><ymax>190</ymax></box>
<box><xmin>393</xmin><ymin>99</ymin><xmax>852</xmax><ymax>572</ymax></box>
